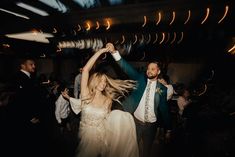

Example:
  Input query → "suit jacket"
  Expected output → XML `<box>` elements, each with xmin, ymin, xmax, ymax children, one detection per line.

<box><xmin>12</xmin><ymin>71</ymin><xmax>41</xmax><ymax>124</ymax></box>
<box><xmin>116</xmin><ymin>58</ymin><xmax>171</xmax><ymax>130</ymax></box>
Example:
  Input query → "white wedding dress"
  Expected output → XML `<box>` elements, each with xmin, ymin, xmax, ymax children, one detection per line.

<box><xmin>69</xmin><ymin>98</ymin><xmax>139</xmax><ymax>157</ymax></box>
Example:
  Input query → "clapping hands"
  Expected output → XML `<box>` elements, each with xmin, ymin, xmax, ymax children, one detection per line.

<box><xmin>61</xmin><ymin>88</ymin><xmax>70</xmax><ymax>100</ymax></box>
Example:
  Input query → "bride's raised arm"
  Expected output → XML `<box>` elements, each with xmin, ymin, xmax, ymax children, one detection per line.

<box><xmin>80</xmin><ymin>47</ymin><xmax>109</xmax><ymax>98</ymax></box>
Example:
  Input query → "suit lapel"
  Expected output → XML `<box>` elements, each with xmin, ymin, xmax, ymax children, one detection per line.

<box><xmin>154</xmin><ymin>81</ymin><xmax>161</xmax><ymax>107</ymax></box>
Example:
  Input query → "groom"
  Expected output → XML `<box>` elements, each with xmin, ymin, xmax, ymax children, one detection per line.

<box><xmin>106</xmin><ymin>43</ymin><xmax>172</xmax><ymax>157</ymax></box>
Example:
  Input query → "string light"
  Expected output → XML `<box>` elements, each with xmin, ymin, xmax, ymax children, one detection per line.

<box><xmin>159</xmin><ymin>32</ymin><xmax>165</xmax><ymax>44</ymax></box>
<box><xmin>156</xmin><ymin>12</ymin><xmax>161</xmax><ymax>25</ymax></box>
<box><xmin>177</xmin><ymin>32</ymin><xmax>184</xmax><ymax>44</ymax></box>
<box><xmin>218</xmin><ymin>5</ymin><xmax>229</xmax><ymax>24</ymax></box>
<box><xmin>170</xmin><ymin>32</ymin><xmax>176</xmax><ymax>44</ymax></box>
<box><xmin>106</xmin><ymin>20</ymin><xmax>110</xmax><ymax>30</ymax></box>
<box><xmin>153</xmin><ymin>33</ymin><xmax>158</xmax><ymax>44</ymax></box>
<box><xmin>96</xmin><ymin>21</ymin><xmax>100</xmax><ymax>29</ymax></box>
<box><xmin>201</xmin><ymin>8</ymin><xmax>210</xmax><ymax>24</ymax></box>
<box><xmin>169</xmin><ymin>11</ymin><xmax>175</xmax><ymax>25</ymax></box>
<box><xmin>184</xmin><ymin>10</ymin><xmax>191</xmax><ymax>24</ymax></box>
<box><xmin>133</xmin><ymin>34</ymin><xmax>138</xmax><ymax>44</ymax></box>
<box><xmin>120</xmin><ymin>35</ymin><xmax>125</xmax><ymax>44</ymax></box>
<box><xmin>142</xmin><ymin>16</ymin><xmax>147</xmax><ymax>27</ymax></box>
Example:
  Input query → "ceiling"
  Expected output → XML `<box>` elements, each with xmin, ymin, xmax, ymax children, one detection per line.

<box><xmin>0</xmin><ymin>0</ymin><xmax>234</xmax><ymax>61</ymax></box>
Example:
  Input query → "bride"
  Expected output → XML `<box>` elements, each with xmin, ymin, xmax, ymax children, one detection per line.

<box><xmin>62</xmin><ymin>47</ymin><xmax>139</xmax><ymax>157</ymax></box>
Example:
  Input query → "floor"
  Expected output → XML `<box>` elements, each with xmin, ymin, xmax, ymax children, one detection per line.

<box><xmin>1</xmin><ymin>109</ymin><xmax>235</xmax><ymax>157</ymax></box>
<box><xmin>48</xmin><ymin>115</ymin><xmax>235</xmax><ymax>157</ymax></box>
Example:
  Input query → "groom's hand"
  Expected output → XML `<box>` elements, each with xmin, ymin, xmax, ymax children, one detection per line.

<box><xmin>106</xmin><ymin>43</ymin><xmax>116</xmax><ymax>53</ymax></box>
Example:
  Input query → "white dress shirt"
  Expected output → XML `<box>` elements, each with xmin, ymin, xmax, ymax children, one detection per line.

<box><xmin>112</xmin><ymin>51</ymin><xmax>158</xmax><ymax>123</ymax></box>
<box><xmin>74</xmin><ymin>73</ymin><xmax>82</xmax><ymax>98</ymax></box>
<box><xmin>20</xmin><ymin>69</ymin><xmax>30</xmax><ymax>78</ymax></box>
<box><xmin>134</xmin><ymin>80</ymin><xmax>157</xmax><ymax>123</ymax></box>
<box><xmin>111</xmin><ymin>51</ymin><xmax>121</xmax><ymax>61</ymax></box>
<box><xmin>55</xmin><ymin>94</ymin><xmax>71</xmax><ymax>124</ymax></box>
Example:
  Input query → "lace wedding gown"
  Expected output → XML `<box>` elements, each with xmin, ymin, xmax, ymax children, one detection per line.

<box><xmin>69</xmin><ymin>98</ymin><xmax>139</xmax><ymax>157</ymax></box>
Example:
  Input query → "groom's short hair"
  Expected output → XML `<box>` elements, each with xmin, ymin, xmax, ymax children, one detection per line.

<box><xmin>148</xmin><ymin>61</ymin><xmax>162</xmax><ymax>70</ymax></box>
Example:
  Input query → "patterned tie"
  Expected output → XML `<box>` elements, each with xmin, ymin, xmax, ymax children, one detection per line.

<box><xmin>144</xmin><ymin>81</ymin><xmax>152</xmax><ymax>122</ymax></box>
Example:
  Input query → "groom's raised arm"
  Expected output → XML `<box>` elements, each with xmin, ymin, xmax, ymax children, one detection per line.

<box><xmin>106</xmin><ymin>43</ymin><xmax>140</xmax><ymax>80</ymax></box>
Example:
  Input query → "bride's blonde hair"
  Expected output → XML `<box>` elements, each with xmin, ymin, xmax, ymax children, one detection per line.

<box><xmin>85</xmin><ymin>72</ymin><xmax>136</xmax><ymax>104</ymax></box>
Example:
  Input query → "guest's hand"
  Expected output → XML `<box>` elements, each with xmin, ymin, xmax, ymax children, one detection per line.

<box><xmin>165</xmin><ymin>131</ymin><xmax>171</xmax><ymax>144</ymax></box>
<box><xmin>106</xmin><ymin>43</ymin><xmax>116</xmax><ymax>53</ymax></box>
<box><xmin>61</xmin><ymin>88</ymin><xmax>70</xmax><ymax>100</ymax></box>
<box><xmin>30</xmin><ymin>117</ymin><xmax>40</xmax><ymax>124</ymax></box>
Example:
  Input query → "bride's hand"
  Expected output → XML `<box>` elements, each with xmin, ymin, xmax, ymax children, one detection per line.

<box><xmin>97</xmin><ymin>47</ymin><xmax>109</xmax><ymax>54</ymax></box>
<box><xmin>106</xmin><ymin>43</ymin><xmax>116</xmax><ymax>53</ymax></box>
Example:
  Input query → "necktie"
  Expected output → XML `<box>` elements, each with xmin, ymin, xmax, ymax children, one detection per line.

<box><xmin>144</xmin><ymin>81</ymin><xmax>152</xmax><ymax>122</ymax></box>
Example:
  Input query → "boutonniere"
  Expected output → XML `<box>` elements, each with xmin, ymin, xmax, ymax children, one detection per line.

<box><xmin>156</xmin><ymin>87</ymin><xmax>163</xmax><ymax>95</ymax></box>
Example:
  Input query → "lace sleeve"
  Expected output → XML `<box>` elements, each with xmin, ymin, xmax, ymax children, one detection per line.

<box><xmin>69</xmin><ymin>97</ymin><xmax>82</xmax><ymax>114</ymax></box>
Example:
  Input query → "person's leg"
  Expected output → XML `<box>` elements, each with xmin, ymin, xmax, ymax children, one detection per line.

<box><xmin>134</xmin><ymin>118</ymin><xmax>144</xmax><ymax>157</ymax></box>
<box><xmin>142</xmin><ymin>123</ymin><xmax>157</xmax><ymax>157</ymax></box>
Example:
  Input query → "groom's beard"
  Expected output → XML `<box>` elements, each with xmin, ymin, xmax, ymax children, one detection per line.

<box><xmin>147</xmin><ymin>73</ymin><xmax>157</xmax><ymax>79</ymax></box>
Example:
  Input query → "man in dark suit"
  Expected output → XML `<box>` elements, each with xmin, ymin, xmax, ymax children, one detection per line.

<box><xmin>9</xmin><ymin>58</ymin><xmax>44</xmax><ymax>157</ymax></box>
<box><xmin>106</xmin><ymin>43</ymin><xmax>172</xmax><ymax>157</ymax></box>
<box><xmin>15</xmin><ymin>59</ymin><xmax>40</xmax><ymax>124</ymax></box>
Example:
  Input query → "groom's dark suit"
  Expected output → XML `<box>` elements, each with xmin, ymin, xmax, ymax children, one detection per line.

<box><xmin>112</xmin><ymin>53</ymin><xmax>171</xmax><ymax>157</ymax></box>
